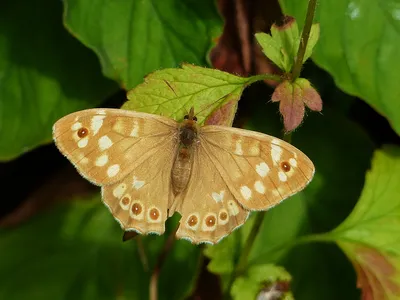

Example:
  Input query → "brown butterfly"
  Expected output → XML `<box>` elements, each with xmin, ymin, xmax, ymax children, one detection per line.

<box><xmin>52</xmin><ymin>107</ymin><xmax>314</xmax><ymax>244</ymax></box>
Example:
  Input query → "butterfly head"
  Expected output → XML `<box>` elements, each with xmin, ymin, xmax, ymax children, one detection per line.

<box><xmin>180</xmin><ymin>107</ymin><xmax>198</xmax><ymax>147</ymax></box>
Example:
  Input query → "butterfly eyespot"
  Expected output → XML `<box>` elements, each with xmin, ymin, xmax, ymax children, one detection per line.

<box><xmin>219</xmin><ymin>211</ymin><xmax>228</xmax><ymax>221</ymax></box>
<box><xmin>77</xmin><ymin>127</ymin><xmax>89</xmax><ymax>138</ymax></box>
<box><xmin>280</xmin><ymin>161</ymin><xmax>291</xmax><ymax>172</ymax></box>
<box><xmin>149</xmin><ymin>208</ymin><xmax>160</xmax><ymax>220</ymax></box>
<box><xmin>205</xmin><ymin>215</ymin><xmax>216</xmax><ymax>227</ymax></box>
<box><xmin>131</xmin><ymin>203</ymin><xmax>142</xmax><ymax>215</ymax></box>
<box><xmin>183</xmin><ymin>115</ymin><xmax>189</xmax><ymax>120</ymax></box>
<box><xmin>121</xmin><ymin>196</ymin><xmax>130</xmax><ymax>206</ymax></box>
<box><xmin>187</xmin><ymin>215</ymin><xmax>198</xmax><ymax>227</ymax></box>
<box><xmin>193</xmin><ymin>116</ymin><xmax>198</xmax><ymax>121</ymax></box>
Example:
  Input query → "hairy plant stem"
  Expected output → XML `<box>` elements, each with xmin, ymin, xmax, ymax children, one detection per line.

<box><xmin>290</xmin><ymin>0</ymin><xmax>318</xmax><ymax>81</ymax></box>
<box><xmin>149</xmin><ymin>226</ymin><xmax>178</xmax><ymax>300</ymax></box>
<box><xmin>224</xmin><ymin>2</ymin><xmax>318</xmax><ymax>297</ymax></box>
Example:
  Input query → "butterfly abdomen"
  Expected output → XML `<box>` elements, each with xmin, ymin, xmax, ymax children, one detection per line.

<box><xmin>172</xmin><ymin>146</ymin><xmax>193</xmax><ymax>195</ymax></box>
<box><xmin>171</xmin><ymin>118</ymin><xmax>198</xmax><ymax>195</ymax></box>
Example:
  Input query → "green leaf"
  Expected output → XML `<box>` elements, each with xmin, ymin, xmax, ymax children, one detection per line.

<box><xmin>255</xmin><ymin>32</ymin><xmax>287</xmax><ymax>71</ymax></box>
<box><xmin>324</xmin><ymin>146</ymin><xmax>400</xmax><ymax>299</ymax></box>
<box><xmin>280</xmin><ymin>0</ymin><xmax>400</xmax><ymax>135</ymax></box>
<box><xmin>0</xmin><ymin>197</ymin><xmax>201</xmax><ymax>300</ymax></box>
<box><xmin>231</xmin><ymin>264</ymin><xmax>293</xmax><ymax>300</ymax></box>
<box><xmin>122</xmin><ymin>64</ymin><xmax>250</xmax><ymax>124</ymax></box>
<box><xmin>0</xmin><ymin>0</ymin><xmax>118</xmax><ymax>161</ymax></box>
<box><xmin>63</xmin><ymin>0</ymin><xmax>222</xmax><ymax>89</ymax></box>
<box><xmin>205</xmin><ymin>101</ymin><xmax>374</xmax><ymax>299</ymax></box>
<box><xmin>302</xmin><ymin>23</ymin><xmax>320</xmax><ymax>63</ymax></box>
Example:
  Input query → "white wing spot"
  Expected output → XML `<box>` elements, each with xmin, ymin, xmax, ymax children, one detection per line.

<box><xmin>107</xmin><ymin>164</ymin><xmax>120</xmax><ymax>177</ymax></box>
<box><xmin>240</xmin><ymin>185</ymin><xmax>252</xmax><ymax>200</ymax></box>
<box><xmin>95</xmin><ymin>154</ymin><xmax>108</xmax><ymax>166</ymax></box>
<box><xmin>71</xmin><ymin>122</ymin><xmax>82</xmax><ymax>131</ymax></box>
<box><xmin>113</xmin><ymin>183</ymin><xmax>127</xmax><ymax>198</ymax></box>
<box><xmin>254</xmin><ymin>181</ymin><xmax>265</xmax><ymax>194</ymax></box>
<box><xmin>271</xmin><ymin>143</ymin><xmax>283</xmax><ymax>164</ymax></box>
<box><xmin>99</xmin><ymin>135</ymin><xmax>113</xmax><ymax>151</ymax></box>
<box><xmin>227</xmin><ymin>200</ymin><xmax>240</xmax><ymax>216</ymax></box>
<box><xmin>130</xmin><ymin>121</ymin><xmax>139</xmax><ymax>137</ymax></box>
<box><xmin>212</xmin><ymin>191</ymin><xmax>225</xmax><ymax>203</ymax></box>
<box><xmin>256</xmin><ymin>162</ymin><xmax>270</xmax><ymax>177</ymax></box>
<box><xmin>132</xmin><ymin>176</ymin><xmax>145</xmax><ymax>190</ymax></box>
<box><xmin>97</xmin><ymin>109</ymin><xmax>106</xmax><ymax>115</ymax></box>
<box><xmin>289</xmin><ymin>158</ymin><xmax>297</xmax><ymax>167</ymax></box>
<box><xmin>278</xmin><ymin>171</ymin><xmax>288</xmax><ymax>182</ymax></box>
<box><xmin>91</xmin><ymin>115</ymin><xmax>105</xmax><ymax>135</ymax></box>
<box><xmin>77</xmin><ymin>137</ymin><xmax>89</xmax><ymax>148</ymax></box>
<box><xmin>234</xmin><ymin>140</ymin><xmax>243</xmax><ymax>155</ymax></box>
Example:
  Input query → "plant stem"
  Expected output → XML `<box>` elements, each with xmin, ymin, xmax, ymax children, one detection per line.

<box><xmin>149</xmin><ymin>226</ymin><xmax>178</xmax><ymax>300</ymax></box>
<box><xmin>247</xmin><ymin>73</ymin><xmax>282</xmax><ymax>85</ymax></box>
<box><xmin>291</xmin><ymin>0</ymin><xmax>318</xmax><ymax>81</ymax></box>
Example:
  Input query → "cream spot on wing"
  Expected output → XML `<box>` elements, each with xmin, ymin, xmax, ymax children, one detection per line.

<box><xmin>97</xmin><ymin>109</ymin><xmax>106</xmax><ymax>115</ymax></box>
<box><xmin>132</xmin><ymin>176</ymin><xmax>145</xmax><ymax>190</ymax></box>
<box><xmin>81</xmin><ymin>157</ymin><xmax>89</xmax><ymax>164</ymax></box>
<box><xmin>271</xmin><ymin>143</ymin><xmax>283</xmax><ymax>164</ymax></box>
<box><xmin>95</xmin><ymin>154</ymin><xmax>108</xmax><ymax>167</ymax></box>
<box><xmin>112</xmin><ymin>119</ymin><xmax>125</xmax><ymax>134</ymax></box>
<box><xmin>227</xmin><ymin>200</ymin><xmax>240</xmax><ymax>216</ymax></box>
<box><xmin>249</xmin><ymin>141</ymin><xmax>260</xmax><ymax>156</ymax></box>
<box><xmin>234</xmin><ymin>140</ymin><xmax>243</xmax><ymax>155</ymax></box>
<box><xmin>256</xmin><ymin>162</ymin><xmax>270</xmax><ymax>177</ymax></box>
<box><xmin>91</xmin><ymin>115</ymin><xmax>105</xmax><ymax>135</ymax></box>
<box><xmin>289</xmin><ymin>158</ymin><xmax>297</xmax><ymax>167</ymax></box>
<box><xmin>130</xmin><ymin>121</ymin><xmax>139</xmax><ymax>137</ymax></box>
<box><xmin>201</xmin><ymin>213</ymin><xmax>217</xmax><ymax>232</ymax></box>
<box><xmin>218</xmin><ymin>209</ymin><xmax>229</xmax><ymax>225</ymax></box>
<box><xmin>130</xmin><ymin>200</ymin><xmax>144</xmax><ymax>220</ymax></box>
<box><xmin>272</xmin><ymin>187</ymin><xmax>285</xmax><ymax>198</ymax></box>
<box><xmin>107</xmin><ymin>164</ymin><xmax>120</xmax><ymax>177</ymax></box>
<box><xmin>71</xmin><ymin>122</ymin><xmax>82</xmax><ymax>131</ymax></box>
<box><xmin>212</xmin><ymin>191</ymin><xmax>225</xmax><ymax>203</ymax></box>
<box><xmin>120</xmin><ymin>195</ymin><xmax>131</xmax><ymax>210</ymax></box>
<box><xmin>147</xmin><ymin>206</ymin><xmax>162</xmax><ymax>223</ymax></box>
<box><xmin>240</xmin><ymin>185</ymin><xmax>252</xmax><ymax>200</ymax></box>
<box><xmin>113</xmin><ymin>183</ymin><xmax>127</xmax><ymax>198</ymax></box>
<box><xmin>278</xmin><ymin>171</ymin><xmax>288</xmax><ymax>182</ymax></box>
<box><xmin>99</xmin><ymin>135</ymin><xmax>113</xmax><ymax>151</ymax></box>
<box><xmin>186</xmin><ymin>213</ymin><xmax>200</xmax><ymax>230</ymax></box>
<box><xmin>254</xmin><ymin>181</ymin><xmax>265</xmax><ymax>194</ymax></box>
<box><xmin>77</xmin><ymin>137</ymin><xmax>89</xmax><ymax>148</ymax></box>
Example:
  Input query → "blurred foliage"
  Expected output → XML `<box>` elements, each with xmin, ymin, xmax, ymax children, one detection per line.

<box><xmin>1</xmin><ymin>0</ymin><xmax>400</xmax><ymax>299</ymax></box>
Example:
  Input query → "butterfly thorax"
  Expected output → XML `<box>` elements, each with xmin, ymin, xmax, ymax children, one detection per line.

<box><xmin>171</xmin><ymin>116</ymin><xmax>199</xmax><ymax>195</ymax></box>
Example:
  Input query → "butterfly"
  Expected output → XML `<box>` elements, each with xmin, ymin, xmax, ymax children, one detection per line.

<box><xmin>52</xmin><ymin>107</ymin><xmax>315</xmax><ymax>244</ymax></box>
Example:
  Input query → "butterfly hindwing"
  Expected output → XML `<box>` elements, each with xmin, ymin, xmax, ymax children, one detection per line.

<box><xmin>102</xmin><ymin>142</ymin><xmax>177</xmax><ymax>235</ymax></box>
<box><xmin>198</xmin><ymin>125</ymin><xmax>315</xmax><ymax>211</ymax></box>
<box><xmin>52</xmin><ymin>108</ymin><xmax>178</xmax><ymax>185</ymax></box>
<box><xmin>175</xmin><ymin>143</ymin><xmax>250</xmax><ymax>244</ymax></box>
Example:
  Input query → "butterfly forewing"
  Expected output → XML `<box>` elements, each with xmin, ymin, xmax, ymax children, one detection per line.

<box><xmin>175</xmin><ymin>143</ymin><xmax>250</xmax><ymax>244</ymax></box>
<box><xmin>53</xmin><ymin>108</ymin><xmax>179</xmax><ymax>186</ymax></box>
<box><xmin>199</xmin><ymin>126</ymin><xmax>315</xmax><ymax>211</ymax></box>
